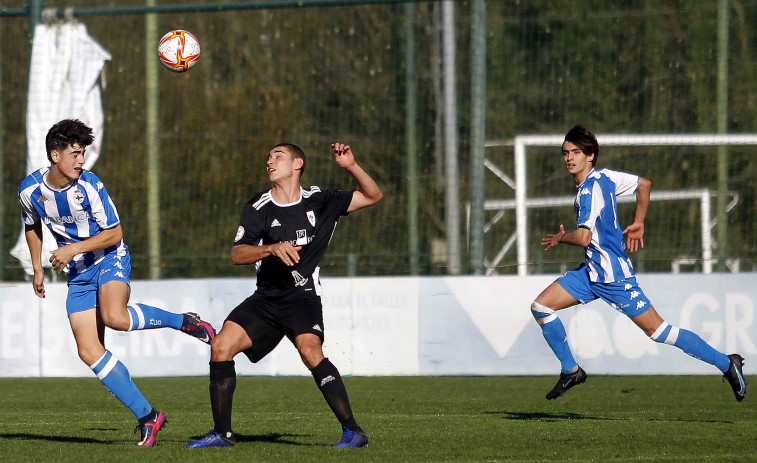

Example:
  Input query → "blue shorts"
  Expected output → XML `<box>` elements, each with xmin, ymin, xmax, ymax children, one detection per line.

<box><xmin>66</xmin><ymin>248</ymin><xmax>131</xmax><ymax>315</ymax></box>
<box><xmin>557</xmin><ymin>265</ymin><xmax>652</xmax><ymax>318</ymax></box>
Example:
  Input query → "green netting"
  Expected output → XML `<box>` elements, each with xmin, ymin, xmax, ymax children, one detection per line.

<box><xmin>1</xmin><ymin>0</ymin><xmax>756</xmax><ymax>280</ymax></box>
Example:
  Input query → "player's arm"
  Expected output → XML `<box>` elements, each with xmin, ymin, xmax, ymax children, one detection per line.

<box><xmin>49</xmin><ymin>224</ymin><xmax>123</xmax><ymax>272</ymax></box>
<box><xmin>24</xmin><ymin>222</ymin><xmax>46</xmax><ymax>298</ymax></box>
<box><xmin>622</xmin><ymin>176</ymin><xmax>651</xmax><ymax>252</ymax></box>
<box><xmin>231</xmin><ymin>242</ymin><xmax>303</xmax><ymax>267</ymax></box>
<box><xmin>542</xmin><ymin>224</ymin><xmax>592</xmax><ymax>251</ymax></box>
<box><xmin>331</xmin><ymin>143</ymin><xmax>383</xmax><ymax>212</ymax></box>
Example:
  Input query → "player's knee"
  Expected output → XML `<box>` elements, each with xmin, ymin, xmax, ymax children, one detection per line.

<box><xmin>209</xmin><ymin>335</ymin><xmax>237</xmax><ymax>362</ymax></box>
<box><xmin>531</xmin><ymin>301</ymin><xmax>557</xmax><ymax>325</ymax></box>
<box><xmin>297</xmin><ymin>343</ymin><xmax>324</xmax><ymax>369</ymax></box>
<box><xmin>99</xmin><ymin>307</ymin><xmax>130</xmax><ymax>331</ymax></box>
<box><xmin>649</xmin><ymin>322</ymin><xmax>679</xmax><ymax>345</ymax></box>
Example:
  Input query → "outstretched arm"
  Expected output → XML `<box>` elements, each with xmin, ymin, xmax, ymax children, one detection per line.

<box><xmin>331</xmin><ymin>143</ymin><xmax>383</xmax><ymax>212</ymax></box>
<box><xmin>24</xmin><ymin>222</ymin><xmax>45</xmax><ymax>298</ymax></box>
<box><xmin>542</xmin><ymin>224</ymin><xmax>592</xmax><ymax>251</ymax></box>
<box><xmin>623</xmin><ymin>177</ymin><xmax>651</xmax><ymax>253</ymax></box>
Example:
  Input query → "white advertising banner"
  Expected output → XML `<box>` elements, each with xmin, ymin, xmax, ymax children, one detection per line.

<box><xmin>0</xmin><ymin>275</ymin><xmax>754</xmax><ymax>377</ymax></box>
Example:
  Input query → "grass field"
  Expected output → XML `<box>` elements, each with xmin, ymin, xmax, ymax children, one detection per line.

<box><xmin>1</xmin><ymin>375</ymin><xmax>755</xmax><ymax>462</ymax></box>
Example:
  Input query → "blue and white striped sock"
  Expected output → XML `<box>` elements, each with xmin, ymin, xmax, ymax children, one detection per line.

<box><xmin>90</xmin><ymin>351</ymin><xmax>152</xmax><ymax>420</ymax></box>
<box><xmin>650</xmin><ymin>322</ymin><xmax>730</xmax><ymax>372</ymax></box>
<box><xmin>531</xmin><ymin>302</ymin><xmax>578</xmax><ymax>374</ymax></box>
<box><xmin>126</xmin><ymin>303</ymin><xmax>183</xmax><ymax>331</ymax></box>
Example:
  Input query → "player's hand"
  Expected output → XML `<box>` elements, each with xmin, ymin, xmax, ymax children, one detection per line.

<box><xmin>32</xmin><ymin>270</ymin><xmax>45</xmax><ymax>298</ymax></box>
<box><xmin>623</xmin><ymin>222</ymin><xmax>645</xmax><ymax>253</ymax></box>
<box><xmin>542</xmin><ymin>224</ymin><xmax>566</xmax><ymax>251</ymax></box>
<box><xmin>268</xmin><ymin>242</ymin><xmax>302</xmax><ymax>266</ymax></box>
<box><xmin>332</xmin><ymin>143</ymin><xmax>357</xmax><ymax>169</ymax></box>
<box><xmin>49</xmin><ymin>245</ymin><xmax>76</xmax><ymax>273</ymax></box>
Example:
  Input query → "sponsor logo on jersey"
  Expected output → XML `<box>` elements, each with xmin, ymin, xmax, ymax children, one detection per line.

<box><xmin>306</xmin><ymin>210</ymin><xmax>316</xmax><ymax>227</ymax></box>
<box><xmin>271</xmin><ymin>219</ymin><xmax>281</xmax><ymax>227</ymax></box>
<box><xmin>234</xmin><ymin>226</ymin><xmax>244</xmax><ymax>242</ymax></box>
<box><xmin>73</xmin><ymin>189</ymin><xmax>85</xmax><ymax>204</ymax></box>
<box><xmin>295</xmin><ymin>229</ymin><xmax>308</xmax><ymax>246</ymax></box>
<box><xmin>43</xmin><ymin>211</ymin><xmax>92</xmax><ymax>224</ymax></box>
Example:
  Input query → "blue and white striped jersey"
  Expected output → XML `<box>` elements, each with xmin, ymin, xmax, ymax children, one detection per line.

<box><xmin>575</xmin><ymin>168</ymin><xmax>639</xmax><ymax>283</ymax></box>
<box><xmin>18</xmin><ymin>167</ymin><xmax>124</xmax><ymax>277</ymax></box>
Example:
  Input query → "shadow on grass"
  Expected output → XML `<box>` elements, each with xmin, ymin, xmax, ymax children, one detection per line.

<box><xmin>489</xmin><ymin>411</ymin><xmax>732</xmax><ymax>424</ymax></box>
<box><xmin>186</xmin><ymin>432</ymin><xmax>317</xmax><ymax>447</ymax></box>
<box><xmin>0</xmin><ymin>433</ymin><xmax>110</xmax><ymax>444</ymax></box>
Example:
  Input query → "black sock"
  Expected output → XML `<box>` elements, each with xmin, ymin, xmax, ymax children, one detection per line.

<box><xmin>310</xmin><ymin>358</ymin><xmax>362</xmax><ymax>433</ymax></box>
<box><xmin>209</xmin><ymin>360</ymin><xmax>236</xmax><ymax>438</ymax></box>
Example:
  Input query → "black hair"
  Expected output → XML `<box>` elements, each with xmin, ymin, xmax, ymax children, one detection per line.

<box><xmin>564</xmin><ymin>125</ymin><xmax>599</xmax><ymax>166</ymax></box>
<box><xmin>271</xmin><ymin>143</ymin><xmax>306</xmax><ymax>176</ymax></box>
<box><xmin>45</xmin><ymin>119</ymin><xmax>94</xmax><ymax>162</ymax></box>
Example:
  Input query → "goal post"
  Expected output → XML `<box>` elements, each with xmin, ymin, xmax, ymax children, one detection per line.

<box><xmin>484</xmin><ymin>133</ymin><xmax>757</xmax><ymax>276</ymax></box>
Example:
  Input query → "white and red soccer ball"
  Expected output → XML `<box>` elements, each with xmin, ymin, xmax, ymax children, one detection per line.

<box><xmin>157</xmin><ymin>30</ymin><xmax>201</xmax><ymax>72</ymax></box>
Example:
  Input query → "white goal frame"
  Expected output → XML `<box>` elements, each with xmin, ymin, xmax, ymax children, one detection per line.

<box><xmin>482</xmin><ymin>134</ymin><xmax>757</xmax><ymax>276</ymax></box>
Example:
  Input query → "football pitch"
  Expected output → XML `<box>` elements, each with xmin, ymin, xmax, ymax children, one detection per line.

<box><xmin>1</xmin><ymin>375</ymin><xmax>754</xmax><ymax>462</ymax></box>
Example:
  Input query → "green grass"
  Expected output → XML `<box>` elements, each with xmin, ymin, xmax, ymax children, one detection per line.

<box><xmin>0</xmin><ymin>375</ymin><xmax>755</xmax><ymax>462</ymax></box>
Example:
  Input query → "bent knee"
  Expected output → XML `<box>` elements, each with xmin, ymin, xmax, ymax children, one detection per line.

<box><xmin>531</xmin><ymin>301</ymin><xmax>557</xmax><ymax>325</ymax></box>
<box><xmin>649</xmin><ymin>322</ymin><xmax>679</xmax><ymax>345</ymax></box>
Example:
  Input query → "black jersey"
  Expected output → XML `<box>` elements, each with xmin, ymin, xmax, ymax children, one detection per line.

<box><xmin>234</xmin><ymin>186</ymin><xmax>354</xmax><ymax>297</ymax></box>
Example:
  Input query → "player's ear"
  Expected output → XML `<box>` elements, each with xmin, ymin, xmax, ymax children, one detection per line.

<box><xmin>51</xmin><ymin>150</ymin><xmax>60</xmax><ymax>162</ymax></box>
<box><xmin>294</xmin><ymin>157</ymin><xmax>304</xmax><ymax>171</ymax></box>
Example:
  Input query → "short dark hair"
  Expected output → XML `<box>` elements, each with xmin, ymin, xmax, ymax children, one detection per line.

<box><xmin>272</xmin><ymin>143</ymin><xmax>306</xmax><ymax>176</ymax></box>
<box><xmin>564</xmin><ymin>125</ymin><xmax>599</xmax><ymax>166</ymax></box>
<box><xmin>46</xmin><ymin>119</ymin><xmax>94</xmax><ymax>162</ymax></box>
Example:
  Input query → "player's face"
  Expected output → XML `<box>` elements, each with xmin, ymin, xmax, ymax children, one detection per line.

<box><xmin>266</xmin><ymin>147</ymin><xmax>298</xmax><ymax>182</ymax></box>
<box><xmin>562</xmin><ymin>141</ymin><xmax>594</xmax><ymax>179</ymax></box>
<box><xmin>52</xmin><ymin>143</ymin><xmax>86</xmax><ymax>182</ymax></box>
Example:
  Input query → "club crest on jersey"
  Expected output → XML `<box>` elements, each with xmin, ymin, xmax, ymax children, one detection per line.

<box><xmin>296</xmin><ymin>229</ymin><xmax>308</xmax><ymax>246</ymax></box>
<box><xmin>73</xmin><ymin>189</ymin><xmax>85</xmax><ymax>204</ymax></box>
<box><xmin>306</xmin><ymin>210</ymin><xmax>316</xmax><ymax>227</ymax></box>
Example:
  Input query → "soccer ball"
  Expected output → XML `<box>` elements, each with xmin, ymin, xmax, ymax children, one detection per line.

<box><xmin>157</xmin><ymin>30</ymin><xmax>201</xmax><ymax>72</ymax></box>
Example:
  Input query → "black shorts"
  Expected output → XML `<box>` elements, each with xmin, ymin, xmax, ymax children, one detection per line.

<box><xmin>226</xmin><ymin>292</ymin><xmax>324</xmax><ymax>363</ymax></box>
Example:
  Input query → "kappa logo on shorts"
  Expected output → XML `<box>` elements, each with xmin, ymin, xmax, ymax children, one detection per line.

<box><xmin>114</xmin><ymin>271</ymin><xmax>126</xmax><ymax>279</ymax></box>
<box><xmin>636</xmin><ymin>300</ymin><xmax>647</xmax><ymax>310</ymax></box>
<box><xmin>629</xmin><ymin>290</ymin><xmax>640</xmax><ymax>300</ymax></box>
<box><xmin>624</xmin><ymin>283</ymin><xmax>633</xmax><ymax>291</ymax></box>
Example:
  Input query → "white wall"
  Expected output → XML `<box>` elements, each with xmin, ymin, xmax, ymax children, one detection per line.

<box><xmin>1</xmin><ymin>274</ymin><xmax>754</xmax><ymax>377</ymax></box>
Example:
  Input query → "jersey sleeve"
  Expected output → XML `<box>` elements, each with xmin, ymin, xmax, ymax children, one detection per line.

<box><xmin>576</xmin><ymin>180</ymin><xmax>604</xmax><ymax>231</ymax></box>
<box><xmin>234</xmin><ymin>200</ymin><xmax>264</xmax><ymax>246</ymax></box>
<box><xmin>602</xmin><ymin>169</ymin><xmax>639</xmax><ymax>197</ymax></box>
<box><xmin>18</xmin><ymin>189</ymin><xmax>39</xmax><ymax>226</ymax></box>
<box><xmin>321</xmin><ymin>188</ymin><xmax>355</xmax><ymax>217</ymax></box>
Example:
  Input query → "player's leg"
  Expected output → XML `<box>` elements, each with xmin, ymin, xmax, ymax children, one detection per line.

<box><xmin>632</xmin><ymin>304</ymin><xmax>746</xmax><ymax>401</ymax></box>
<box><xmin>533</xmin><ymin>269</ymin><xmax>595</xmax><ymax>400</ymax></box>
<box><xmin>296</xmin><ymin>333</ymin><xmax>368</xmax><ymax>448</ymax></box>
<box><xmin>68</xmin><ymin>307</ymin><xmax>165</xmax><ymax>446</ymax></box>
<box><xmin>97</xmin><ymin>253</ymin><xmax>215</xmax><ymax>343</ymax></box>
<box><xmin>188</xmin><ymin>299</ymin><xmax>277</xmax><ymax>449</ymax></box>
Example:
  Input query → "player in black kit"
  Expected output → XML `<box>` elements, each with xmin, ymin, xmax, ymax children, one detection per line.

<box><xmin>187</xmin><ymin>142</ymin><xmax>382</xmax><ymax>449</ymax></box>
